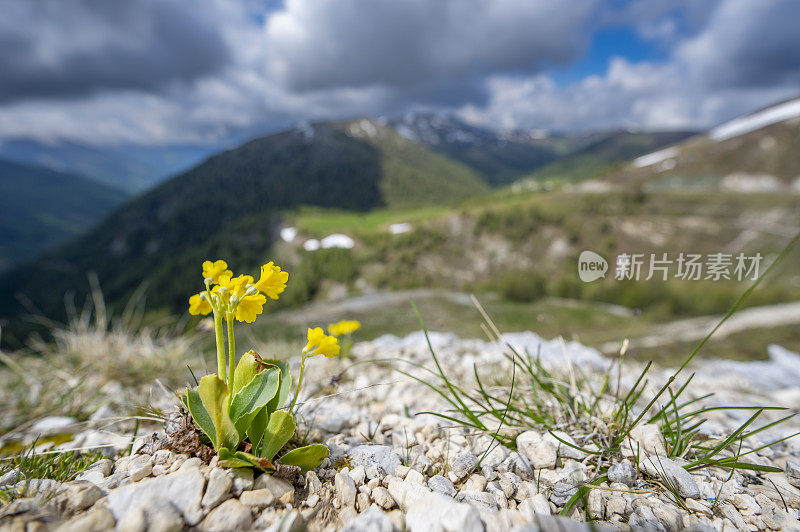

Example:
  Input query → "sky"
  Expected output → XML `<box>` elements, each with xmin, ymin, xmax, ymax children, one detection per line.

<box><xmin>0</xmin><ymin>0</ymin><xmax>798</xmax><ymax>147</ymax></box>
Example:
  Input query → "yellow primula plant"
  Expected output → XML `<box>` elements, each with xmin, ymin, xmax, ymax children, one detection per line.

<box><xmin>328</xmin><ymin>319</ymin><xmax>360</xmax><ymax>358</ymax></box>
<box><xmin>183</xmin><ymin>259</ymin><xmax>338</xmax><ymax>472</ymax></box>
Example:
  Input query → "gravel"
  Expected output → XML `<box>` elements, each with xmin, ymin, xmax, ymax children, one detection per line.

<box><xmin>6</xmin><ymin>331</ymin><xmax>800</xmax><ymax>531</ymax></box>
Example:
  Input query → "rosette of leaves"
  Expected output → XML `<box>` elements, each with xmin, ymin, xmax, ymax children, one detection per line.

<box><xmin>183</xmin><ymin>351</ymin><xmax>328</xmax><ymax>472</ymax></box>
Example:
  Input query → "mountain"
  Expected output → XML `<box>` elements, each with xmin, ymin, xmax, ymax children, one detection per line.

<box><xmin>0</xmin><ymin>159</ymin><xmax>127</xmax><ymax>272</ymax></box>
<box><xmin>0</xmin><ymin>120</ymin><xmax>488</xmax><ymax>345</ymax></box>
<box><xmin>607</xmin><ymin>96</ymin><xmax>800</xmax><ymax>190</ymax></box>
<box><xmin>0</xmin><ymin>139</ymin><xmax>215</xmax><ymax>192</ymax></box>
<box><xmin>520</xmin><ymin>130</ymin><xmax>696</xmax><ymax>183</ymax></box>
<box><xmin>387</xmin><ymin>113</ymin><xmax>569</xmax><ymax>185</ymax></box>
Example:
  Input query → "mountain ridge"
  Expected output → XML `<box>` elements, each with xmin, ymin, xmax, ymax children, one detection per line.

<box><xmin>0</xmin><ymin>158</ymin><xmax>128</xmax><ymax>272</ymax></box>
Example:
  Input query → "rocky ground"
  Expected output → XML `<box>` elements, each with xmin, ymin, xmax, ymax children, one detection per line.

<box><xmin>2</xmin><ymin>331</ymin><xmax>800</xmax><ymax>531</ymax></box>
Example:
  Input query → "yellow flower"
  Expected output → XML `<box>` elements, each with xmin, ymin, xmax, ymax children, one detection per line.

<box><xmin>189</xmin><ymin>292</ymin><xmax>212</xmax><ymax>315</ymax></box>
<box><xmin>305</xmin><ymin>327</ymin><xmax>340</xmax><ymax>358</ymax></box>
<box><xmin>235</xmin><ymin>294</ymin><xmax>267</xmax><ymax>323</ymax></box>
<box><xmin>222</xmin><ymin>274</ymin><xmax>254</xmax><ymax>298</ymax></box>
<box><xmin>328</xmin><ymin>320</ymin><xmax>361</xmax><ymax>337</ymax></box>
<box><xmin>254</xmin><ymin>262</ymin><xmax>288</xmax><ymax>300</ymax></box>
<box><xmin>202</xmin><ymin>260</ymin><xmax>232</xmax><ymax>284</ymax></box>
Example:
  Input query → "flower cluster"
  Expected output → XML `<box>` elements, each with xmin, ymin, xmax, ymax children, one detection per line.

<box><xmin>182</xmin><ymin>258</ymin><xmax>349</xmax><ymax>474</ymax></box>
<box><xmin>189</xmin><ymin>260</ymin><xmax>288</xmax><ymax>323</ymax></box>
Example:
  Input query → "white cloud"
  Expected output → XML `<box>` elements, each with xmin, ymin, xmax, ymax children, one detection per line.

<box><xmin>0</xmin><ymin>0</ymin><xmax>797</xmax><ymax>144</ymax></box>
<box><xmin>461</xmin><ymin>0</ymin><xmax>800</xmax><ymax>133</ymax></box>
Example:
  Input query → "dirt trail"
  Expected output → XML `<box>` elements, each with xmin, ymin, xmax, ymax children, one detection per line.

<box><xmin>599</xmin><ymin>301</ymin><xmax>800</xmax><ymax>353</ymax></box>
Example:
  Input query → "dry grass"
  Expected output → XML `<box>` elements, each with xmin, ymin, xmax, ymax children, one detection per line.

<box><xmin>0</xmin><ymin>284</ymin><xmax>202</xmax><ymax>438</ymax></box>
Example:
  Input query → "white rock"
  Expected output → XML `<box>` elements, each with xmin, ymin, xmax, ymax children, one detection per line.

<box><xmin>55</xmin><ymin>506</ymin><xmax>115</xmax><ymax>532</ymax></box>
<box><xmin>428</xmin><ymin>474</ymin><xmax>456</xmax><ymax>497</ymax></box>
<box><xmin>229</xmin><ymin>468</ymin><xmax>254</xmax><ymax>496</ymax></box>
<box><xmin>786</xmin><ymin>458</ymin><xmax>800</xmax><ymax>488</ymax></box>
<box><xmin>455</xmin><ymin>490</ymin><xmax>498</xmax><ymax>512</ymax></box>
<box><xmin>371</xmin><ymin>486</ymin><xmax>396</xmax><ymax>510</ymax></box>
<box><xmin>387</xmin><ymin>476</ymin><xmax>432</xmax><ymax>510</ymax></box>
<box><xmin>342</xmin><ymin>507</ymin><xmax>395</xmax><ymax>532</ymax></box>
<box><xmin>350</xmin><ymin>465</ymin><xmax>367</xmax><ymax>486</ymax></box>
<box><xmin>517</xmin><ymin>431</ymin><xmax>557</xmax><ymax>469</ymax></box>
<box><xmin>405</xmin><ymin>469</ymin><xmax>425</xmax><ymax>485</ymax></box>
<box><xmin>0</xmin><ymin>469</ymin><xmax>20</xmax><ymax>487</ymax></box>
<box><xmin>607</xmin><ymin>462</ymin><xmax>637</xmax><ymax>487</ymax></box>
<box><xmin>254</xmin><ymin>474</ymin><xmax>295</xmax><ymax>504</ymax></box>
<box><xmin>336</xmin><ymin>472</ymin><xmax>358</xmax><ymax>507</ymax></box>
<box><xmin>641</xmin><ymin>456</ymin><xmax>700</xmax><ymax>499</ymax></box>
<box><xmin>544</xmin><ymin>431</ymin><xmax>586</xmax><ymax>460</ymax></box>
<box><xmin>240</xmin><ymin>488</ymin><xmax>276</xmax><ymax>508</ymax></box>
<box><xmin>199</xmin><ymin>499</ymin><xmax>253</xmax><ymax>531</ymax></box>
<box><xmin>406</xmin><ymin>492</ymin><xmax>483</xmax><ymax>532</ymax></box>
<box><xmin>349</xmin><ymin>445</ymin><xmax>402</xmax><ymax>479</ymax></box>
<box><xmin>129</xmin><ymin>461</ymin><xmax>153</xmax><ymax>482</ymax></box>
<box><xmin>202</xmin><ymin>467</ymin><xmax>232</xmax><ymax>509</ymax></box>
<box><xmin>61</xmin><ymin>481</ymin><xmax>104</xmax><ymax>511</ymax></box>
<box><xmin>106</xmin><ymin>464</ymin><xmax>206</xmax><ymax>526</ymax></box>
<box><xmin>450</xmin><ymin>453</ymin><xmax>480</xmax><ymax>481</ymax></box>
<box><xmin>629</xmin><ymin>424</ymin><xmax>668</xmax><ymax>456</ymax></box>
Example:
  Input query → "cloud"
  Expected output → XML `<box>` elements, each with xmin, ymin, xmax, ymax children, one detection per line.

<box><xmin>0</xmin><ymin>0</ymin><xmax>231</xmax><ymax>103</ymax></box>
<box><xmin>462</xmin><ymin>56</ymin><xmax>796</xmax><ymax>133</ymax></box>
<box><xmin>0</xmin><ymin>0</ymin><xmax>797</xmax><ymax>145</ymax></box>
<box><xmin>462</xmin><ymin>0</ymin><xmax>800</xmax><ymax>133</ymax></box>
<box><xmin>264</xmin><ymin>0</ymin><xmax>597</xmax><ymax>99</ymax></box>
<box><xmin>677</xmin><ymin>0</ymin><xmax>800</xmax><ymax>89</ymax></box>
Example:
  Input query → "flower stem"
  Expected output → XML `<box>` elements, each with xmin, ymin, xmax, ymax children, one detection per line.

<box><xmin>288</xmin><ymin>355</ymin><xmax>307</xmax><ymax>412</ymax></box>
<box><xmin>227</xmin><ymin>314</ymin><xmax>236</xmax><ymax>390</ymax></box>
<box><xmin>213</xmin><ymin>310</ymin><xmax>225</xmax><ymax>379</ymax></box>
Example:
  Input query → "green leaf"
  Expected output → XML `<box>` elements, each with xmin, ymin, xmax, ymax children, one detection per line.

<box><xmin>197</xmin><ymin>375</ymin><xmax>239</xmax><ymax>451</ymax></box>
<box><xmin>186</xmin><ymin>387</ymin><xmax>216</xmax><ymax>445</ymax></box>
<box><xmin>277</xmin><ymin>444</ymin><xmax>329</xmax><ymax>472</ymax></box>
<box><xmin>262</xmin><ymin>359</ymin><xmax>291</xmax><ymax>413</ymax></box>
<box><xmin>246</xmin><ymin>408</ymin><xmax>268</xmax><ymax>454</ymax></box>
<box><xmin>230</xmin><ymin>367</ymin><xmax>280</xmax><ymax>423</ymax></box>
<box><xmin>260</xmin><ymin>411</ymin><xmax>296</xmax><ymax>461</ymax></box>
<box><xmin>233</xmin><ymin>351</ymin><xmax>261</xmax><ymax>397</ymax></box>
<box><xmin>218</xmin><ymin>448</ymin><xmax>252</xmax><ymax>468</ymax></box>
<box><xmin>218</xmin><ymin>448</ymin><xmax>275</xmax><ymax>473</ymax></box>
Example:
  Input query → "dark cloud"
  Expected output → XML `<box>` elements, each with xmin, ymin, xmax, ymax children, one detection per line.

<box><xmin>0</xmin><ymin>0</ymin><xmax>231</xmax><ymax>103</ymax></box>
<box><xmin>679</xmin><ymin>0</ymin><xmax>800</xmax><ymax>89</ymax></box>
<box><xmin>265</xmin><ymin>0</ymin><xmax>598</xmax><ymax>100</ymax></box>
<box><xmin>0</xmin><ymin>0</ymin><xmax>798</xmax><ymax>144</ymax></box>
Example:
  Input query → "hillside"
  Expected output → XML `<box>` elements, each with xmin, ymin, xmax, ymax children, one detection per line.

<box><xmin>607</xmin><ymin>96</ymin><xmax>800</xmax><ymax>190</ymax></box>
<box><xmin>520</xmin><ymin>130</ymin><xmax>695</xmax><ymax>184</ymax></box>
<box><xmin>0</xmin><ymin>121</ymin><xmax>487</xmax><ymax>345</ymax></box>
<box><xmin>0</xmin><ymin>159</ymin><xmax>127</xmax><ymax>272</ymax></box>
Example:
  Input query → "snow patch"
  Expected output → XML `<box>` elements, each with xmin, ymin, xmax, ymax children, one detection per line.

<box><xmin>321</xmin><ymin>233</ymin><xmax>355</xmax><ymax>249</ymax></box>
<box><xmin>632</xmin><ymin>147</ymin><xmax>678</xmax><ymax>168</ymax></box>
<box><xmin>388</xmin><ymin>223</ymin><xmax>412</xmax><ymax>234</ymax></box>
<box><xmin>710</xmin><ymin>98</ymin><xmax>800</xmax><ymax>142</ymax></box>
<box><xmin>280</xmin><ymin>227</ymin><xmax>297</xmax><ymax>242</ymax></box>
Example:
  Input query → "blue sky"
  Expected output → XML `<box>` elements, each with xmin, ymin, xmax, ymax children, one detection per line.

<box><xmin>550</xmin><ymin>27</ymin><xmax>669</xmax><ymax>86</ymax></box>
<box><xmin>0</xmin><ymin>0</ymin><xmax>798</xmax><ymax>145</ymax></box>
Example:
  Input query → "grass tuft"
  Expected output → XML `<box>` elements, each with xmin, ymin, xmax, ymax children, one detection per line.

<box><xmin>403</xmin><ymin>230</ymin><xmax>800</xmax><ymax>515</ymax></box>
